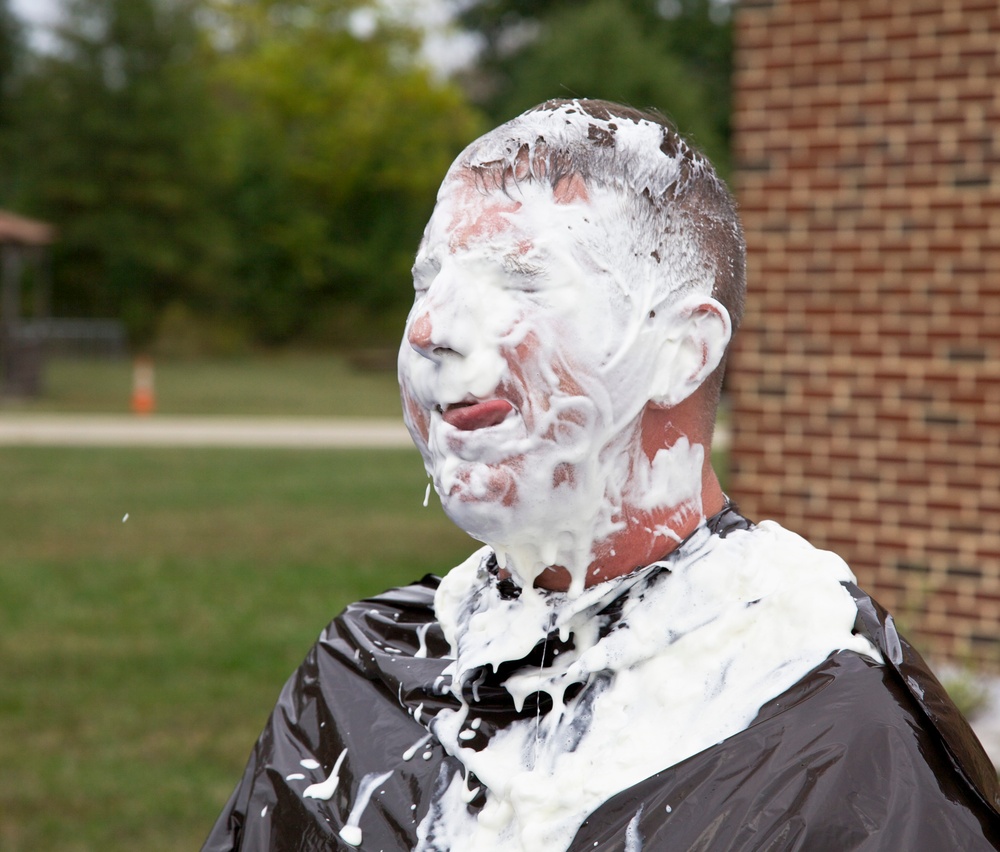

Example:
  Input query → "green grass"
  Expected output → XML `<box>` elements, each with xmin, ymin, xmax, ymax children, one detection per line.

<box><xmin>0</xmin><ymin>446</ymin><xmax>474</xmax><ymax>851</ymax></box>
<box><xmin>0</xmin><ymin>354</ymin><xmax>738</xmax><ymax>849</ymax></box>
<box><xmin>0</xmin><ymin>352</ymin><xmax>404</xmax><ymax>416</ymax></box>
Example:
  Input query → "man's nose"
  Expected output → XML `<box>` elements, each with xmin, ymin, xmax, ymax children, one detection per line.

<box><xmin>407</xmin><ymin>310</ymin><xmax>436</xmax><ymax>355</ymax></box>
<box><xmin>407</xmin><ymin>301</ymin><xmax>461</xmax><ymax>360</ymax></box>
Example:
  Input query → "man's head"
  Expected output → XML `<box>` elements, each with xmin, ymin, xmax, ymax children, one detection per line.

<box><xmin>399</xmin><ymin>99</ymin><xmax>746</xmax><ymax>593</ymax></box>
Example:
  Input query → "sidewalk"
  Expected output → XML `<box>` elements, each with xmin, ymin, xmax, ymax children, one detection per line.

<box><xmin>0</xmin><ymin>414</ymin><xmax>413</xmax><ymax>448</ymax></box>
<box><xmin>0</xmin><ymin>413</ymin><xmax>731</xmax><ymax>452</ymax></box>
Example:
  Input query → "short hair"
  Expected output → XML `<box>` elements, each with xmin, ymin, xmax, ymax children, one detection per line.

<box><xmin>448</xmin><ymin>98</ymin><xmax>746</xmax><ymax>336</ymax></box>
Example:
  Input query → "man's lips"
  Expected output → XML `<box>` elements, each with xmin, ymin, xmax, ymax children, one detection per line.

<box><xmin>440</xmin><ymin>399</ymin><xmax>514</xmax><ymax>431</ymax></box>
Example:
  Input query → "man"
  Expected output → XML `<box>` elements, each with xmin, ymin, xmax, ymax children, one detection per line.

<box><xmin>204</xmin><ymin>100</ymin><xmax>1000</xmax><ymax>851</ymax></box>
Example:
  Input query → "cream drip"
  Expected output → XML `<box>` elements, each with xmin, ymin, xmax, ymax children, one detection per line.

<box><xmin>338</xmin><ymin>770</ymin><xmax>394</xmax><ymax>847</ymax></box>
<box><xmin>416</xmin><ymin>521</ymin><xmax>881</xmax><ymax>851</ymax></box>
<box><xmin>303</xmin><ymin>747</ymin><xmax>347</xmax><ymax>801</ymax></box>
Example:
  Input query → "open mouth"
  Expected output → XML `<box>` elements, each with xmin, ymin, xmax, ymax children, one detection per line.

<box><xmin>439</xmin><ymin>399</ymin><xmax>514</xmax><ymax>431</ymax></box>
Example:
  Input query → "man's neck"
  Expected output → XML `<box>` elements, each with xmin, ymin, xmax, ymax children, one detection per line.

<box><xmin>530</xmin><ymin>468</ymin><xmax>725</xmax><ymax>591</ymax></box>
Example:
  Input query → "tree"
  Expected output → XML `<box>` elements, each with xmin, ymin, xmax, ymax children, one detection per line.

<box><xmin>458</xmin><ymin>0</ymin><xmax>733</xmax><ymax>176</ymax></box>
<box><xmin>0</xmin><ymin>0</ymin><xmax>24</xmax><ymax>198</ymax></box>
<box><xmin>12</xmin><ymin>0</ymin><xmax>233</xmax><ymax>342</ymax></box>
<box><xmin>0</xmin><ymin>0</ymin><xmax>19</xmax><ymax>115</ymax></box>
<box><xmin>208</xmin><ymin>0</ymin><xmax>484</xmax><ymax>343</ymax></box>
<box><xmin>5</xmin><ymin>0</ymin><xmax>485</xmax><ymax>349</ymax></box>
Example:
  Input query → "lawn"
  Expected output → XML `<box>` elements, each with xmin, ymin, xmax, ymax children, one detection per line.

<box><xmin>0</xmin><ymin>351</ymin><xmax>404</xmax><ymax>417</ymax></box>
<box><xmin>0</xmin><ymin>353</ymin><xmax>740</xmax><ymax>850</ymax></box>
<box><xmin>0</xmin><ymin>446</ymin><xmax>474</xmax><ymax>851</ymax></box>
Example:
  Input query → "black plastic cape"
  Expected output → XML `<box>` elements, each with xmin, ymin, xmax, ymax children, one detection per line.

<box><xmin>204</xmin><ymin>510</ymin><xmax>1000</xmax><ymax>851</ymax></box>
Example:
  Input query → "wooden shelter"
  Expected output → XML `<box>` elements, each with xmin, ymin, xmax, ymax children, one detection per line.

<box><xmin>0</xmin><ymin>209</ymin><xmax>56</xmax><ymax>245</ymax></box>
<box><xmin>0</xmin><ymin>210</ymin><xmax>56</xmax><ymax>396</ymax></box>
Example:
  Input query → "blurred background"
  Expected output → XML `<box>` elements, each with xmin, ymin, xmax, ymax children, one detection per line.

<box><xmin>0</xmin><ymin>1</ymin><xmax>738</xmax><ymax>848</ymax></box>
<box><xmin>1</xmin><ymin>0</ymin><xmax>998</xmax><ymax>849</ymax></box>
<box><xmin>0</xmin><ymin>0</ymin><xmax>731</xmax><ymax>360</ymax></box>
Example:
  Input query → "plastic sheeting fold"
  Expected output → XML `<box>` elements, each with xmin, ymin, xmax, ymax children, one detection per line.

<box><xmin>204</xmin><ymin>535</ymin><xmax>1000</xmax><ymax>850</ymax></box>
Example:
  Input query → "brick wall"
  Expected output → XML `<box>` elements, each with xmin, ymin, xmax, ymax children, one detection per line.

<box><xmin>729</xmin><ymin>0</ymin><xmax>1000</xmax><ymax>665</ymax></box>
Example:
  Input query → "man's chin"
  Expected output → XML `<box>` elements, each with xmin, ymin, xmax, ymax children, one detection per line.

<box><xmin>440</xmin><ymin>502</ymin><xmax>521</xmax><ymax>549</ymax></box>
<box><xmin>439</xmin><ymin>469</ymin><xmax>517</xmax><ymax>505</ymax></box>
<box><xmin>436</xmin><ymin>469</ymin><xmax>521</xmax><ymax>539</ymax></box>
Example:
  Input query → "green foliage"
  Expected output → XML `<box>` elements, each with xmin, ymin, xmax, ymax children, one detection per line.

<box><xmin>152</xmin><ymin>300</ymin><xmax>251</xmax><ymax>358</ymax></box>
<box><xmin>0</xmin><ymin>0</ymin><xmax>23</xmax><ymax>196</ymax></box>
<box><xmin>6</xmin><ymin>0</ymin><xmax>233</xmax><ymax>344</ymax></box>
<box><xmin>459</xmin><ymin>0</ymin><xmax>733</xmax><ymax>175</ymax></box>
<box><xmin>0</xmin><ymin>0</ymin><xmax>484</xmax><ymax>348</ymax></box>
<box><xmin>209</xmin><ymin>0</ymin><xmax>483</xmax><ymax>343</ymax></box>
<box><xmin>0</xmin><ymin>0</ymin><xmax>735</xmax><ymax>348</ymax></box>
<box><xmin>0</xmin><ymin>0</ymin><xmax>20</xmax><ymax>121</ymax></box>
<box><xmin>941</xmin><ymin>668</ymin><xmax>991</xmax><ymax>722</ymax></box>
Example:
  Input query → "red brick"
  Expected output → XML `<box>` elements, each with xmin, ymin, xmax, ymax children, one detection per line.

<box><xmin>733</xmin><ymin>0</ymin><xmax>1000</xmax><ymax>668</ymax></box>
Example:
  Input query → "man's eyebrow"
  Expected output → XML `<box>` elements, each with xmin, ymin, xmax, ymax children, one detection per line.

<box><xmin>411</xmin><ymin>256</ymin><xmax>441</xmax><ymax>278</ymax></box>
<box><xmin>500</xmin><ymin>253</ymin><xmax>544</xmax><ymax>277</ymax></box>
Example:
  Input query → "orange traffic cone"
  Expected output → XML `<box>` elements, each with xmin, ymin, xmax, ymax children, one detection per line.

<box><xmin>131</xmin><ymin>356</ymin><xmax>155</xmax><ymax>415</ymax></box>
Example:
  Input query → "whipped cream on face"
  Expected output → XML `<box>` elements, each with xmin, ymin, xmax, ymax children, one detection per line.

<box><xmin>398</xmin><ymin>116</ymin><xmax>730</xmax><ymax>592</ymax></box>
<box><xmin>417</xmin><ymin>521</ymin><xmax>882</xmax><ymax>851</ymax></box>
<box><xmin>396</xmin><ymin>100</ymin><xmax>841</xmax><ymax>851</ymax></box>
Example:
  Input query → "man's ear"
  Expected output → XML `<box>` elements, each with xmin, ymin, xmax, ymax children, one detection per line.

<box><xmin>647</xmin><ymin>296</ymin><xmax>732</xmax><ymax>408</ymax></box>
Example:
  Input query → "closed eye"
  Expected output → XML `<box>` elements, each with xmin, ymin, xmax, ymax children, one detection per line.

<box><xmin>412</xmin><ymin>257</ymin><xmax>441</xmax><ymax>289</ymax></box>
<box><xmin>499</xmin><ymin>255</ymin><xmax>546</xmax><ymax>292</ymax></box>
<box><xmin>501</xmin><ymin>256</ymin><xmax>544</xmax><ymax>278</ymax></box>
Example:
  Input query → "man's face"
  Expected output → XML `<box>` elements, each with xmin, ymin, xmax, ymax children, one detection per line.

<box><xmin>398</xmin><ymin>171</ymin><xmax>657</xmax><ymax>554</ymax></box>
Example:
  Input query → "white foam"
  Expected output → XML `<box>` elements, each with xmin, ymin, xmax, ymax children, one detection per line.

<box><xmin>624</xmin><ymin>805</ymin><xmax>644</xmax><ymax>852</ymax></box>
<box><xmin>303</xmin><ymin>748</ymin><xmax>347</xmax><ymax>801</ymax></box>
<box><xmin>338</xmin><ymin>770</ymin><xmax>394</xmax><ymax>847</ymax></box>
<box><xmin>415</xmin><ymin>622</ymin><xmax>432</xmax><ymax>659</ymax></box>
<box><xmin>398</xmin><ymin>101</ymin><xmax>871</xmax><ymax>851</ymax></box>
<box><xmin>403</xmin><ymin>734</ymin><xmax>433</xmax><ymax>761</ymax></box>
<box><xmin>399</xmin><ymin>107</ymin><xmax>731</xmax><ymax>594</ymax></box>
<box><xmin>339</xmin><ymin>825</ymin><xmax>362</xmax><ymax>846</ymax></box>
<box><xmin>416</xmin><ymin>521</ymin><xmax>881</xmax><ymax>851</ymax></box>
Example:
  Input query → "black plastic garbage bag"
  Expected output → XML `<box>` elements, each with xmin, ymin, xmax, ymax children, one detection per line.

<box><xmin>204</xmin><ymin>537</ymin><xmax>1000</xmax><ymax>850</ymax></box>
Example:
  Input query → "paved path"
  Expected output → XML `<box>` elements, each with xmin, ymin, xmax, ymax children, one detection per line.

<box><xmin>0</xmin><ymin>413</ymin><xmax>731</xmax><ymax>452</ymax></box>
<box><xmin>0</xmin><ymin>414</ymin><xmax>414</xmax><ymax>448</ymax></box>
